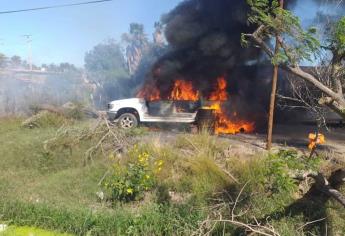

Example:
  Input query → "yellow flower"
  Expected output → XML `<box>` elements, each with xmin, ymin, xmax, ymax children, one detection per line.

<box><xmin>157</xmin><ymin>160</ymin><xmax>164</xmax><ymax>166</ymax></box>
<box><xmin>126</xmin><ymin>188</ymin><xmax>133</xmax><ymax>194</ymax></box>
<box><xmin>145</xmin><ymin>175</ymin><xmax>150</xmax><ymax>179</ymax></box>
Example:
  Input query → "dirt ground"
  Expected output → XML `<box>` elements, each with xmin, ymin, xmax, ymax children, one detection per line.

<box><xmin>224</xmin><ymin>124</ymin><xmax>344</xmax><ymax>157</ymax></box>
<box><xmin>143</xmin><ymin>124</ymin><xmax>345</xmax><ymax>162</ymax></box>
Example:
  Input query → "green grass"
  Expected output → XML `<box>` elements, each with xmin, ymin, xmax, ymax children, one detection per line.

<box><xmin>0</xmin><ymin>118</ymin><xmax>109</xmax><ymax>210</ymax></box>
<box><xmin>0</xmin><ymin>226</ymin><xmax>71</xmax><ymax>236</ymax></box>
<box><xmin>0</xmin><ymin>200</ymin><xmax>204</xmax><ymax>235</ymax></box>
<box><xmin>0</xmin><ymin>117</ymin><xmax>207</xmax><ymax>235</ymax></box>
<box><xmin>0</xmin><ymin>117</ymin><xmax>344</xmax><ymax>235</ymax></box>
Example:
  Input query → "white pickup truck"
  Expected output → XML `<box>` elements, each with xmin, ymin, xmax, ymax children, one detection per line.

<box><xmin>107</xmin><ymin>98</ymin><xmax>204</xmax><ymax>129</ymax></box>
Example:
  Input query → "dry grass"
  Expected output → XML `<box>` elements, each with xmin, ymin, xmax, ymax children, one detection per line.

<box><xmin>0</xmin><ymin>117</ymin><xmax>344</xmax><ymax>235</ymax></box>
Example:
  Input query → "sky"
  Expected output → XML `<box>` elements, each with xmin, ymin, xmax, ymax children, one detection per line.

<box><xmin>0</xmin><ymin>0</ymin><xmax>342</xmax><ymax>68</ymax></box>
<box><xmin>0</xmin><ymin>0</ymin><xmax>182</xmax><ymax>67</ymax></box>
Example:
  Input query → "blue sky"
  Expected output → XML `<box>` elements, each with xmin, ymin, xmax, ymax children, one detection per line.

<box><xmin>0</xmin><ymin>0</ymin><xmax>182</xmax><ymax>67</ymax></box>
<box><xmin>0</xmin><ymin>1</ymin><xmax>341</xmax><ymax>67</ymax></box>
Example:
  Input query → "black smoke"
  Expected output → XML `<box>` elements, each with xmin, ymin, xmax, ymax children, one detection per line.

<box><xmin>146</xmin><ymin>0</ymin><xmax>343</xmax><ymax>91</ymax></box>
<box><xmin>139</xmin><ymin>0</ymin><xmax>343</xmax><ymax>128</ymax></box>
<box><xmin>153</xmin><ymin>0</ymin><xmax>260</xmax><ymax>93</ymax></box>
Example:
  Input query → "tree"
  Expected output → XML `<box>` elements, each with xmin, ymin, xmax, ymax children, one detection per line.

<box><xmin>85</xmin><ymin>40</ymin><xmax>128</xmax><ymax>80</ymax></box>
<box><xmin>153</xmin><ymin>22</ymin><xmax>165</xmax><ymax>47</ymax></box>
<box><xmin>242</xmin><ymin>0</ymin><xmax>345</xmax><ymax>209</ymax></box>
<box><xmin>266</xmin><ymin>0</ymin><xmax>284</xmax><ymax>150</ymax></box>
<box><xmin>242</xmin><ymin>0</ymin><xmax>345</xmax><ymax>120</ymax></box>
<box><xmin>10</xmin><ymin>55</ymin><xmax>22</xmax><ymax>68</ymax></box>
<box><xmin>0</xmin><ymin>53</ymin><xmax>7</xmax><ymax>68</ymax></box>
<box><xmin>122</xmin><ymin>23</ymin><xmax>149</xmax><ymax>75</ymax></box>
<box><xmin>84</xmin><ymin>39</ymin><xmax>130</xmax><ymax>107</ymax></box>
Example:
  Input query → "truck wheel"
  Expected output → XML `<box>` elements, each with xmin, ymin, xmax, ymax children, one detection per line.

<box><xmin>118</xmin><ymin>113</ymin><xmax>138</xmax><ymax>129</ymax></box>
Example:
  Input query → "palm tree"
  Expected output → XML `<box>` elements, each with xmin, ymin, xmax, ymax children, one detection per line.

<box><xmin>122</xmin><ymin>23</ymin><xmax>149</xmax><ymax>75</ymax></box>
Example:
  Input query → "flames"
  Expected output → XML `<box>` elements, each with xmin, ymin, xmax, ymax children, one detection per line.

<box><xmin>136</xmin><ymin>82</ymin><xmax>161</xmax><ymax>101</ymax></box>
<box><xmin>169</xmin><ymin>80</ymin><xmax>200</xmax><ymax>101</ymax></box>
<box><xmin>203</xmin><ymin>77</ymin><xmax>254</xmax><ymax>134</ymax></box>
<box><xmin>209</xmin><ymin>77</ymin><xmax>228</xmax><ymax>101</ymax></box>
<box><xmin>137</xmin><ymin>76</ymin><xmax>255</xmax><ymax>134</ymax></box>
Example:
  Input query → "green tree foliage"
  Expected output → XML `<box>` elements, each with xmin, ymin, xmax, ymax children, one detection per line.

<box><xmin>84</xmin><ymin>40</ymin><xmax>130</xmax><ymax>106</ymax></box>
<box><xmin>244</xmin><ymin>0</ymin><xmax>320</xmax><ymax>65</ymax></box>
<box><xmin>10</xmin><ymin>55</ymin><xmax>21</xmax><ymax>67</ymax></box>
<box><xmin>243</xmin><ymin>0</ymin><xmax>345</xmax><ymax>120</ymax></box>
<box><xmin>85</xmin><ymin>39</ymin><xmax>129</xmax><ymax>81</ymax></box>
<box><xmin>331</xmin><ymin>16</ymin><xmax>345</xmax><ymax>57</ymax></box>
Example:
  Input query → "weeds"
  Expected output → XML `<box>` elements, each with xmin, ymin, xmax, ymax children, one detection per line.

<box><xmin>102</xmin><ymin>147</ymin><xmax>162</xmax><ymax>202</ymax></box>
<box><xmin>21</xmin><ymin>111</ymin><xmax>69</xmax><ymax>128</ymax></box>
<box><xmin>0</xmin><ymin>200</ymin><xmax>204</xmax><ymax>235</ymax></box>
<box><xmin>0</xmin><ymin>118</ymin><xmax>343</xmax><ymax>235</ymax></box>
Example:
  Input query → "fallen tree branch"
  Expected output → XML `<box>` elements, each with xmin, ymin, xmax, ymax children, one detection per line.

<box><xmin>297</xmin><ymin>217</ymin><xmax>326</xmax><ymax>231</ymax></box>
<box><xmin>292</xmin><ymin>169</ymin><xmax>345</xmax><ymax>208</ymax></box>
<box><xmin>195</xmin><ymin>182</ymin><xmax>280</xmax><ymax>236</ymax></box>
<box><xmin>243</xmin><ymin>27</ymin><xmax>345</xmax><ymax>120</ymax></box>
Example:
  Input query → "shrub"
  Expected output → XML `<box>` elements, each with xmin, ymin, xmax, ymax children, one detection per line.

<box><xmin>102</xmin><ymin>146</ymin><xmax>163</xmax><ymax>202</ymax></box>
<box><xmin>263</xmin><ymin>150</ymin><xmax>321</xmax><ymax>195</ymax></box>
<box><xmin>21</xmin><ymin>111</ymin><xmax>68</xmax><ymax>128</ymax></box>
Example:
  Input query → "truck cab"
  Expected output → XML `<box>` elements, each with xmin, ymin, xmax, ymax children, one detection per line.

<box><xmin>107</xmin><ymin>98</ymin><xmax>201</xmax><ymax>129</ymax></box>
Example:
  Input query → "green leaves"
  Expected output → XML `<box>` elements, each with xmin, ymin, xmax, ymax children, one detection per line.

<box><xmin>271</xmin><ymin>50</ymin><xmax>289</xmax><ymax>65</ymax></box>
<box><xmin>102</xmin><ymin>147</ymin><xmax>162</xmax><ymax>202</ymax></box>
<box><xmin>333</xmin><ymin>16</ymin><xmax>345</xmax><ymax>56</ymax></box>
<box><xmin>263</xmin><ymin>150</ymin><xmax>321</xmax><ymax>194</ymax></box>
<box><xmin>246</xmin><ymin>0</ymin><xmax>321</xmax><ymax>65</ymax></box>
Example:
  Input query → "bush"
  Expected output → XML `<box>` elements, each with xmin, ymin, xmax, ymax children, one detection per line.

<box><xmin>102</xmin><ymin>146</ymin><xmax>163</xmax><ymax>202</ymax></box>
<box><xmin>21</xmin><ymin>111</ymin><xmax>69</xmax><ymax>128</ymax></box>
<box><xmin>264</xmin><ymin>150</ymin><xmax>321</xmax><ymax>194</ymax></box>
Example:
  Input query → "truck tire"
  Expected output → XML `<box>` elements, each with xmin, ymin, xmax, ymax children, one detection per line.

<box><xmin>196</xmin><ymin>109</ymin><xmax>216</xmax><ymax>133</ymax></box>
<box><xmin>118</xmin><ymin>113</ymin><xmax>138</xmax><ymax>129</ymax></box>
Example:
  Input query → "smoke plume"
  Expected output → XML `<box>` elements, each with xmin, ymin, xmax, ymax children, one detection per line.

<box><xmin>153</xmin><ymin>0</ymin><xmax>259</xmax><ymax>92</ymax></box>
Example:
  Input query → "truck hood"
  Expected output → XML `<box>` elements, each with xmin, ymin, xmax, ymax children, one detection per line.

<box><xmin>109</xmin><ymin>98</ymin><xmax>143</xmax><ymax>104</ymax></box>
<box><xmin>108</xmin><ymin>98</ymin><xmax>145</xmax><ymax>111</ymax></box>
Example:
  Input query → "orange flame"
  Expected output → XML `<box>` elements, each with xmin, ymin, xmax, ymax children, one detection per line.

<box><xmin>205</xmin><ymin>77</ymin><xmax>255</xmax><ymax>134</ymax></box>
<box><xmin>209</xmin><ymin>76</ymin><xmax>228</xmax><ymax>101</ymax></box>
<box><xmin>308</xmin><ymin>133</ymin><xmax>325</xmax><ymax>150</ymax></box>
<box><xmin>136</xmin><ymin>83</ymin><xmax>161</xmax><ymax>101</ymax></box>
<box><xmin>169</xmin><ymin>80</ymin><xmax>199</xmax><ymax>101</ymax></box>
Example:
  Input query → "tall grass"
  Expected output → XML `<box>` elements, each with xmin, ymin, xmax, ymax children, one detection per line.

<box><xmin>0</xmin><ymin>201</ymin><xmax>205</xmax><ymax>235</ymax></box>
<box><xmin>0</xmin><ymin>117</ymin><xmax>344</xmax><ymax>235</ymax></box>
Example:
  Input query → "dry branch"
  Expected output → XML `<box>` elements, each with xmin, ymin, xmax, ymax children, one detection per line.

<box><xmin>293</xmin><ymin>169</ymin><xmax>345</xmax><ymax>207</ymax></box>
<box><xmin>243</xmin><ymin>28</ymin><xmax>345</xmax><ymax>120</ymax></box>
<box><xmin>194</xmin><ymin>182</ymin><xmax>280</xmax><ymax>236</ymax></box>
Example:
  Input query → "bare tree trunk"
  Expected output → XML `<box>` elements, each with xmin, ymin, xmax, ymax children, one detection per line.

<box><xmin>266</xmin><ymin>0</ymin><xmax>284</xmax><ymax>150</ymax></box>
<box><xmin>266</xmin><ymin>60</ymin><xmax>279</xmax><ymax>150</ymax></box>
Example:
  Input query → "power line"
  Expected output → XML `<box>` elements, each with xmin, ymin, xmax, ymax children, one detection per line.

<box><xmin>0</xmin><ymin>0</ymin><xmax>113</xmax><ymax>15</ymax></box>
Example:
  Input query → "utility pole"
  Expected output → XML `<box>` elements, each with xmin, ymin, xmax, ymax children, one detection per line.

<box><xmin>22</xmin><ymin>35</ymin><xmax>32</xmax><ymax>71</ymax></box>
<box><xmin>266</xmin><ymin>0</ymin><xmax>284</xmax><ymax>150</ymax></box>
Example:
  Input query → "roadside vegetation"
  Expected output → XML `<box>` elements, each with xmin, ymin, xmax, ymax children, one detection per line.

<box><xmin>0</xmin><ymin>114</ymin><xmax>344</xmax><ymax>235</ymax></box>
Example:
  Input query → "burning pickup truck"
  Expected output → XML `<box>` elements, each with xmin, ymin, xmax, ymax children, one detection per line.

<box><xmin>107</xmin><ymin>77</ymin><xmax>255</xmax><ymax>134</ymax></box>
<box><xmin>107</xmin><ymin>97</ymin><xmax>255</xmax><ymax>134</ymax></box>
<box><xmin>107</xmin><ymin>98</ymin><xmax>201</xmax><ymax>129</ymax></box>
